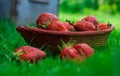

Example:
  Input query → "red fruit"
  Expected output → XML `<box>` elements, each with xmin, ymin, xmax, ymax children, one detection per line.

<box><xmin>97</xmin><ymin>23</ymin><xmax>109</xmax><ymax>30</ymax></box>
<box><xmin>74</xmin><ymin>21</ymin><xmax>96</xmax><ymax>31</ymax></box>
<box><xmin>73</xmin><ymin>43</ymin><xmax>94</xmax><ymax>58</ymax></box>
<box><xmin>63</xmin><ymin>22</ymin><xmax>75</xmax><ymax>31</ymax></box>
<box><xmin>14</xmin><ymin>46</ymin><xmax>46</xmax><ymax>63</ymax></box>
<box><xmin>60</xmin><ymin>47</ymin><xmax>84</xmax><ymax>61</ymax></box>
<box><xmin>46</xmin><ymin>21</ymin><xmax>68</xmax><ymax>31</ymax></box>
<box><xmin>36</xmin><ymin>13</ymin><xmax>58</xmax><ymax>28</ymax></box>
<box><xmin>82</xmin><ymin>15</ymin><xmax>99</xmax><ymax>26</ymax></box>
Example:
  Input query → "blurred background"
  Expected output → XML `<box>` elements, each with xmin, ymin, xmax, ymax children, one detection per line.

<box><xmin>60</xmin><ymin>0</ymin><xmax>120</xmax><ymax>13</ymax></box>
<box><xmin>0</xmin><ymin>0</ymin><xmax>58</xmax><ymax>25</ymax></box>
<box><xmin>0</xmin><ymin>0</ymin><xmax>120</xmax><ymax>25</ymax></box>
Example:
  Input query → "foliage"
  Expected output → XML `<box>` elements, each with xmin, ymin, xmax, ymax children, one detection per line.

<box><xmin>60</xmin><ymin>0</ymin><xmax>84</xmax><ymax>13</ymax></box>
<box><xmin>59</xmin><ymin>0</ymin><xmax>120</xmax><ymax>14</ymax></box>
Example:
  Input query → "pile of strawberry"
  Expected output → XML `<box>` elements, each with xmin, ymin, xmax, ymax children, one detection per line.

<box><xmin>14</xmin><ymin>42</ymin><xmax>94</xmax><ymax>63</ymax></box>
<box><xmin>60</xmin><ymin>42</ymin><xmax>94</xmax><ymax>62</ymax></box>
<box><xmin>36</xmin><ymin>13</ymin><xmax>110</xmax><ymax>31</ymax></box>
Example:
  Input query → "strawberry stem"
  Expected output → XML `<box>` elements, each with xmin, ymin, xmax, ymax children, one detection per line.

<box><xmin>38</xmin><ymin>24</ymin><xmax>47</xmax><ymax>29</ymax></box>
<box><xmin>107</xmin><ymin>21</ymin><xmax>112</xmax><ymax>27</ymax></box>
<box><xmin>66</xmin><ymin>19</ymin><xmax>75</xmax><ymax>25</ymax></box>
<box><xmin>58</xmin><ymin>39</ymin><xmax>76</xmax><ymax>51</ymax></box>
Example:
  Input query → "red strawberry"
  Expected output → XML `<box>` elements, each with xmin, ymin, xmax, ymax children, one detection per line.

<box><xmin>36</xmin><ymin>13</ymin><xmax>58</xmax><ymax>28</ymax></box>
<box><xmin>63</xmin><ymin>22</ymin><xmax>75</xmax><ymax>31</ymax></box>
<box><xmin>97</xmin><ymin>23</ymin><xmax>109</xmax><ymax>30</ymax></box>
<box><xmin>74</xmin><ymin>20</ymin><xmax>96</xmax><ymax>31</ymax></box>
<box><xmin>46</xmin><ymin>21</ymin><xmax>68</xmax><ymax>31</ymax></box>
<box><xmin>60</xmin><ymin>47</ymin><xmax>84</xmax><ymax>61</ymax></box>
<box><xmin>82</xmin><ymin>15</ymin><xmax>99</xmax><ymax>26</ymax></box>
<box><xmin>73</xmin><ymin>43</ymin><xmax>94</xmax><ymax>58</ymax></box>
<box><xmin>14</xmin><ymin>46</ymin><xmax>46</xmax><ymax>63</ymax></box>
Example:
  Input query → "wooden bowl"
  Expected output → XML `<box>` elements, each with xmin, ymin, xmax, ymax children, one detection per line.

<box><xmin>16</xmin><ymin>25</ymin><xmax>114</xmax><ymax>54</ymax></box>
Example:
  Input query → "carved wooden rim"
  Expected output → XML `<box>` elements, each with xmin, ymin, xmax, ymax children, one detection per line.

<box><xmin>16</xmin><ymin>25</ymin><xmax>114</xmax><ymax>36</ymax></box>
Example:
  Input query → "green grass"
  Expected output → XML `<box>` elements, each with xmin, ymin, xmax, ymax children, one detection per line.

<box><xmin>0</xmin><ymin>12</ymin><xmax>120</xmax><ymax>76</ymax></box>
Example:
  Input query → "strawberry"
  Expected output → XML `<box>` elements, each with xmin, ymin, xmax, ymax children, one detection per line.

<box><xmin>74</xmin><ymin>20</ymin><xmax>96</xmax><ymax>31</ymax></box>
<box><xmin>82</xmin><ymin>15</ymin><xmax>99</xmax><ymax>26</ymax></box>
<box><xmin>60</xmin><ymin>47</ymin><xmax>84</xmax><ymax>61</ymax></box>
<box><xmin>14</xmin><ymin>46</ymin><xmax>46</xmax><ymax>63</ymax></box>
<box><xmin>36</xmin><ymin>13</ymin><xmax>58</xmax><ymax>28</ymax></box>
<box><xmin>59</xmin><ymin>40</ymin><xmax>84</xmax><ymax>61</ymax></box>
<box><xmin>63</xmin><ymin>22</ymin><xmax>75</xmax><ymax>31</ymax></box>
<box><xmin>73</xmin><ymin>43</ymin><xmax>94</xmax><ymax>58</ymax></box>
<box><xmin>46</xmin><ymin>20</ymin><xmax>68</xmax><ymax>31</ymax></box>
<box><xmin>97</xmin><ymin>23</ymin><xmax>109</xmax><ymax>30</ymax></box>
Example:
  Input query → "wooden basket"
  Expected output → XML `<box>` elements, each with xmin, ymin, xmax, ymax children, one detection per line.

<box><xmin>16</xmin><ymin>25</ymin><xmax>114</xmax><ymax>54</ymax></box>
